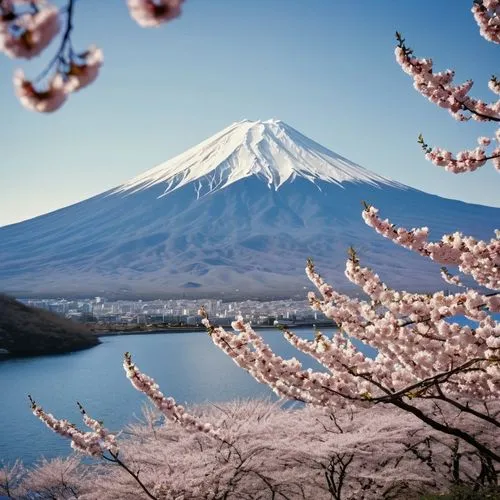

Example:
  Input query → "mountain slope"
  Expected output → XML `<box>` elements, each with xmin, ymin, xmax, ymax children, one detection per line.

<box><xmin>0</xmin><ymin>119</ymin><xmax>498</xmax><ymax>298</ymax></box>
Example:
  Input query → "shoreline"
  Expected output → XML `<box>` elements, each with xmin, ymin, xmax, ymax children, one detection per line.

<box><xmin>0</xmin><ymin>323</ymin><xmax>335</xmax><ymax>361</ymax></box>
<box><xmin>93</xmin><ymin>322</ymin><xmax>335</xmax><ymax>338</ymax></box>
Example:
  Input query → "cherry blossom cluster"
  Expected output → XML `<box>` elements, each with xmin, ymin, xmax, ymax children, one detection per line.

<box><xmin>201</xmin><ymin>276</ymin><xmax>499</xmax><ymax>405</ymax></box>
<box><xmin>329</xmin><ymin>269</ymin><xmax>494</xmax><ymax>393</ymax></box>
<box><xmin>13</xmin><ymin>43</ymin><xmax>104</xmax><ymax>113</ymax></box>
<box><xmin>127</xmin><ymin>0</ymin><xmax>184</xmax><ymax>28</ymax></box>
<box><xmin>423</xmin><ymin>146</ymin><xmax>492</xmax><ymax>173</ymax></box>
<box><xmin>489</xmin><ymin>75</ymin><xmax>500</xmax><ymax>95</ymax></box>
<box><xmin>0</xmin><ymin>1</ymin><xmax>60</xmax><ymax>59</ymax></box>
<box><xmin>123</xmin><ymin>352</ymin><xmax>220</xmax><ymax>438</ymax></box>
<box><xmin>0</xmin><ymin>0</ymin><xmax>104</xmax><ymax>112</ymax></box>
<box><xmin>200</xmin><ymin>306</ymin><xmax>391</xmax><ymax>406</ymax></box>
<box><xmin>440</xmin><ymin>267</ymin><xmax>463</xmax><ymax>287</ymax></box>
<box><xmin>472</xmin><ymin>0</ymin><xmax>500</xmax><ymax>44</ymax></box>
<box><xmin>29</xmin><ymin>396</ymin><xmax>118</xmax><ymax>457</ymax></box>
<box><xmin>394</xmin><ymin>32</ymin><xmax>500</xmax><ymax>123</ymax></box>
<box><xmin>1</xmin><ymin>0</ymin><xmax>185</xmax><ymax>113</ymax></box>
<box><xmin>195</xmin><ymin>233</ymin><xmax>499</xmax><ymax>466</ymax></box>
<box><xmin>200</xmin><ymin>310</ymin><xmax>335</xmax><ymax>404</ymax></box>
<box><xmin>29</xmin><ymin>354</ymin><xmax>221</xmax><ymax>499</ymax></box>
<box><xmin>15</xmin><ymin>400</ymin><xmax>498</xmax><ymax>499</ymax></box>
<box><xmin>362</xmin><ymin>205</ymin><xmax>500</xmax><ymax>290</ymax></box>
<box><xmin>280</xmin><ymin>15</ymin><xmax>500</xmax><ymax>455</ymax></box>
<box><xmin>417</xmin><ymin>133</ymin><xmax>500</xmax><ymax>173</ymax></box>
<box><xmin>342</xmin><ymin>257</ymin><xmax>498</xmax><ymax>392</ymax></box>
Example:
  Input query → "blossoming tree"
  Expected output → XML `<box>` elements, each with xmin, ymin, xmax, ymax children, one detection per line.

<box><xmin>4</xmin><ymin>400</ymin><xmax>498</xmax><ymax>499</ymax></box>
<box><xmin>206</xmin><ymin>0</ymin><xmax>500</xmax><ymax>467</ymax></box>
<box><xmin>192</xmin><ymin>0</ymin><xmax>499</xmax><ymax>478</ymax></box>
<box><xmin>7</xmin><ymin>0</ymin><xmax>500</xmax><ymax>497</ymax></box>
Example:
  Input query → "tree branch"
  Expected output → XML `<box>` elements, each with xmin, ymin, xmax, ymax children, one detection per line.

<box><xmin>34</xmin><ymin>0</ymin><xmax>75</xmax><ymax>84</ymax></box>
<box><xmin>102</xmin><ymin>451</ymin><xmax>157</xmax><ymax>500</ymax></box>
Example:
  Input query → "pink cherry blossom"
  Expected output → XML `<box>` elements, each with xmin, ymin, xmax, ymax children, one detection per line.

<box><xmin>420</xmin><ymin>138</ymin><xmax>500</xmax><ymax>173</ymax></box>
<box><xmin>127</xmin><ymin>0</ymin><xmax>184</xmax><ymax>28</ymax></box>
<box><xmin>13</xmin><ymin>69</ymin><xmax>67</xmax><ymax>112</ymax></box>
<box><xmin>65</xmin><ymin>45</ymin><xmax>104</xmax><ymax>93</ymax></box>
<box><xmin>362</xmin><ymin>205</ymin><xmax>500</xmax><ymax>290</ymax></box>
<box><xmin>440</xmin><ymin>267</ymin><xmax>463</xmax><ymax>287</ymax></box>
<box><xmin>0</xmin><ymin>1</ymin><xmax>14</xmax><ymax>23</ymax></box>
<box><xmin>29</xmin><ymin>397</ymin><xmax>118</xmax><ymax>457</ymax></box>
<box><xmin>0</xmin><ymin>4</ymin><xmax>60</xmax><ymax>59</ymax></box>
<box><xmin>489</xmin><ymin>76</ymin><xmax>500</xmax><ymax>95</ymax></box>
<box><xmin>124</xmin><ymin>352</ymin><xmax>221</xmax><ymax>438</ymax></box>
<box><xmin>15</xmin><ymin>399</ymin><xmax>498</xmax><ymax>499</ymax></box>
<box><xmin>472</xmin><ymin>0</ymin><xmax>500</xmax><ymax>44</ymax></box>
<box><xmin>424</xmin><ymin>146</ymin><xmax>488</xmax><ymax>173</ymax></box>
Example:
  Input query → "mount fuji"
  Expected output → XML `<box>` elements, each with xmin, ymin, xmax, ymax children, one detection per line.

<box><xmin>0</xmin><ymin>119</ymin><xmax>498</xmax><ymax>299</ymax></box>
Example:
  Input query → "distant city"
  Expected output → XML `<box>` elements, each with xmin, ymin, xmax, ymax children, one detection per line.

<box><xmin>18</xmin><ymin>296</ymin><xmax>329</xmax><ymax>328</ymax></box>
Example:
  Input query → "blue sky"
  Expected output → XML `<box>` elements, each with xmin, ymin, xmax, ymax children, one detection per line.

<box><xmin>0</xmin><ymin>0</ymin><xmax>498</xmax><ymax>227</ymax></box>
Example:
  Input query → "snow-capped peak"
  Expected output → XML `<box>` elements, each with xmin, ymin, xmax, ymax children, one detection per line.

<box><xmin>114</xmin><ymin>119</ymin><xmax>399</xmax><ymax>198</ymax></box>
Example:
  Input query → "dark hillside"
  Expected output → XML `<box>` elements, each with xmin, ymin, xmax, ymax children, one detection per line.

<box><xmin>0</xmin><ymin>294</ymin><xmax>100</xmax><ymax>356</ymax></box>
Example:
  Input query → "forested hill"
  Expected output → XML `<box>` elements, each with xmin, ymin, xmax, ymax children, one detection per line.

<box><xmin>0</xmin><ymin>294</ymin><xmax>100</xmax><ymax>357</ymax></box>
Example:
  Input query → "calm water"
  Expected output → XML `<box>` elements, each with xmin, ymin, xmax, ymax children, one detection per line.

<box><xmin>0</xmin><ymin>328</ymin><xmax>353</xmax><ymax>465</ymax></box>
<box><xmin>1</xmin><ymin>315</ymin><xmax>492</xmax><ymax>465</ymax></box>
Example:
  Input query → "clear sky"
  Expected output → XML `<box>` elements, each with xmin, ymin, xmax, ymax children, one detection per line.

<box><xmin>0</xmin><ymin>0</ymin><xmax>498</xmax><ymax>227</ymax></box>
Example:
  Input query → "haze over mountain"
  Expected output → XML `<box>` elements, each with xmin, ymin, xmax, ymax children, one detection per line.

<box><xmin>1</xmin><ymin>119</ymin><xmax>498</xmax><ymax>299</ymax></box>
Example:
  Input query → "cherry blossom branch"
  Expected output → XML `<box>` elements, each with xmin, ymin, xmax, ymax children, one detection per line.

<box><xmin>301</xmin><ymin>254</ymin><xmax>500</xmax><ymax>456</ymax></box>
<box><xmin>203</xmin><ymin>308</ymin><xmax>500</xmax><ymax>464</ymax></box>
<box><xmin>1</xmin><ymin>0</ymin><xmax>184</xmax><ymax>112</ymax></box>
<box><xmin>440</xmin><ymin>266</ymin><xmax>464</xmax><ymax>287</ymax></box>
<box><xmin>391</xmin><ymin>398</ymin><xmax>500</xmax><ymax>464</ymax></box>
<box><xmin>29</xmin><ymin>396</ymin><xmax>154</xmax><ymax>493</ymax></box>
<box><xmin>29</xmin><ymin>393</ymin><xmax>218</xmax><ymax>499</ymax></box>
<box><xmin>396</xmin><ymin>291</ymin><xmax>499</xmax><ymax>328</ymax></box>
<box><xmin>460</xmin><ymin>101</ymin><xmax>500</xmax><ymax>122</ymax></box>
<box><xmin>123</xmin><ymin>352</ymin><xmax>221</xmax><ymax>438</ymax></box>
<box><xmin>362</xmin><ymin>204</ymin><xmax>500</xmax><ymax>290</ymax></box>
<box><xmin>395</xmin><ymin>32</ymin><xmax>500</xmax><ymax>122</ymax></box>
<box><xmin>282</xmin><ymin>320</ymin><xmax>495</xmax><ymax>423</ymax></box>
<box><xmin>418</xmin><ymin>134</ymin><xmax>500</xmax><ymax>174</ymax></box>
<box><xmin>371</xmin><ymin>358</ymin><xmax>486</xmax><ymax>403</ymax></box>
<box><xmin>29</xmin><ymin>352</ymin><xmax>228</xmax><ymax>500</ymax></box>
<box><xmin>205</xmin><ymin>288</ymin><xmax>498</xmax><ymax>408</ymax></box>
<box><xmin>32</xmin><ymin>0</ymin><xmax>75</xmax><ymax>84</ymax></box>
<box><xmin>340</xmin><ymin>246</ymin><xmax>499</xmax><ymax>328</ymax></box>
<box><xmin>426</xmin><ymin>383</ymin><xmax>500</xmax><ymax>428</ymax></box>
<box><xmin>101</xmin><ymin>451</ymin><xmax>157</xmax><ymax>500</ymax></box>
<box><xmin>307</xmin><ymin>256</ymin><xmax>499</xmax><ymax>395</ymax></box>
<box><xmin>29</xmin><ymin>395</ymin><xmax>119</xmax><ymax>457</ymax></box>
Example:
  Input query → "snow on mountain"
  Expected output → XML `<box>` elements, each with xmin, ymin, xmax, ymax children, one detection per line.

<box><xmin>114</xmin><ymin>119</ymin><xmax>401</xmax><ymax>196</ymax></box>
<box><xmin>0</xmin><ymin>119</ymin><xmax>498</xmax><ymax>299</ymax></box>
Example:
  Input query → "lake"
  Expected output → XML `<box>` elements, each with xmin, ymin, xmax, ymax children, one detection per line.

<box><xmin>0</xmin><ymin>328</ymin><xmax>347</xmax><ymax>465</ymax></box>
